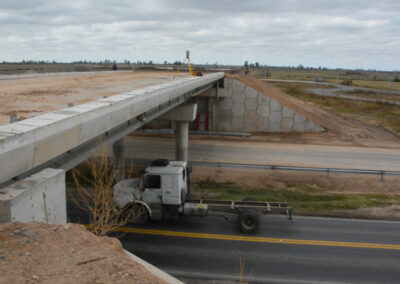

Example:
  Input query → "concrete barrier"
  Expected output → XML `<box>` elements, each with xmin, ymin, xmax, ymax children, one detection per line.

<box><xmin>0</xmin><ymin>168</ymin><xmax>66</xmax><ymax>224</ymax></box>
<box><xmin>124</xmin><ymin>249</ymin><xmax>184</xmax><ymax>284</ymax></box>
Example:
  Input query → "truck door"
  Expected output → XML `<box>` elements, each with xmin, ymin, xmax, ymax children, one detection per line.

<box><xmin>142</xmin><ymin>174</ymin><xmax>162</xmax><ymax>203</ymax></box>
<box><xmin>162</xmin><ymin>174</ymin><xmax>181</xmax><ymax>205</ymax></box>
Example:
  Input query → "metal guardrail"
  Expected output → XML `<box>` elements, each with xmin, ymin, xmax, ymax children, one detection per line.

<box><xmin>129</xmin><ymin>158</ymin><xmax>400</xmax><ymax>181</ymax></box>
<box><xmin>144</xmin><ymin>129</ymin><xmax>252</xmax><ymax>137</ymax></box>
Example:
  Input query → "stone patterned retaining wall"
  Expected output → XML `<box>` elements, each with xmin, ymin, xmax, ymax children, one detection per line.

<box><xmin>215</xmin><ymin>79</ymin><xmax>323</xmax><ymax>132</ymax></box>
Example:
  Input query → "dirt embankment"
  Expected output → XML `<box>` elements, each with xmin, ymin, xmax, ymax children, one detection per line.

<box><xmin>227</xmin><ymin>75</ymin><xmax>400</xmax><ymax>148</ymax></box>
<box><xmin>0</xmin><ymin>222</ymin><xmax>165</xmax><ymax>284</ymax></box>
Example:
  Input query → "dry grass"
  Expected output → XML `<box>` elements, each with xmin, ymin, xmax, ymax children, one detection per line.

<box><xmin>192</xmin><ymin>180</ymin><xmax>400</xmax><ymax>217</ymax></box>
<box><xmin>350</xmin><ymin>80</ymin><xmax>400</xmax><ymax>92</ymax></box>
<box><xmin>336</xmin><ymin>89</ymin><xmax>400</xmax><ymax>102</ymax></box>
<box><xmin>274</xmin><ymin>82</ymin><xmax>400</xmax><ymax>133</ymax></box>
<box><xmin>250</xmin><ymin>67</ymin><xmax>400</xmax><ymax>91</ymax></box>
<box><xmin>190</xmin><ymin>167</ymin><xmax>400</xmax><ymax>219</ymax></box>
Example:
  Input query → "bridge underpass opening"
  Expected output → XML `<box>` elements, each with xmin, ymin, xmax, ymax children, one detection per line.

<box><xmin>0</xmin><ymin>73</ymin><xmax>224</xmax><ymax>224</ymax></box>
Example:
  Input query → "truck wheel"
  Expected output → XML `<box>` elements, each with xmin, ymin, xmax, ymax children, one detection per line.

<box><xmin>239</xmin><ymin>211</ymin><xmax>260</xmax><ymax>234</ymax></box>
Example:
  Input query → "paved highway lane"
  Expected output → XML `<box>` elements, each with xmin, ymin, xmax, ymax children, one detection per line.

<box><xmin>67</xmin><ymin>203</ymin><xmax>400</xmax><ymax>283</ymax></box>
<box><xmin>121</xmin><ymin>216</ymin><xmax>400</xmax><ymax>283</ymax></box>
<box><xmin>119</xmin><ymin>215</ymin><xmax>400</xmax><ymax>283</ymax></box>
<box><xmin>125</xmin><ymin>136</ymin><xmax>400</xmax><ymax>171</ymax></box>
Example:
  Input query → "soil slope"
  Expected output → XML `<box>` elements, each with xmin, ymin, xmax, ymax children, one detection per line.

<box><xmin>0</xmin><ymin>222</ymin><xmax>165</xmax><ymax>284</ymax></box>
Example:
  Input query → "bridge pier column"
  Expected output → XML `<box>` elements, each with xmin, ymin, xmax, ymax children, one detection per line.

<box><xmin>158</xmin><ymin>103</ymin><xmax>198</xmax><ymax>162</ymax></box>
<box><xmin>113</xmin><ymin>138</ymin><xmax>125</xmax><ymax>181</ymax></box>
<box><xmin>175</xmin><ymin>121</ymin><xmax>189</xmax><ymax>161</ymax></box>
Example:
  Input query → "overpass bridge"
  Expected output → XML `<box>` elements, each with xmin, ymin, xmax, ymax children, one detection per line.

<box><xmin>0</xmin><ymin>72</ymin><xmax>224</xmax><ymax>223</ymax></box>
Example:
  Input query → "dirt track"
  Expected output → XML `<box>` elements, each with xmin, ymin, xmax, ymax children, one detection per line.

<box><xmin>0</xmin><ymin>71</ymin><xmax>181</xmax><ymax>125</ymax></box>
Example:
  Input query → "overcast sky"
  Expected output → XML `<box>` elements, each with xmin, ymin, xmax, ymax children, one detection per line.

<box><xmin>1</xmin><ymin>0</ymin><xmax>399</xmax><ymax>70</ymax></box>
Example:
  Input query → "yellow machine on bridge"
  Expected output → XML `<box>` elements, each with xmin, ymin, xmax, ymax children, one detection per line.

<box><xmin>177</xmin><ymin>50</ymin><xmax>202</xmax><ymax>77</ymax></box>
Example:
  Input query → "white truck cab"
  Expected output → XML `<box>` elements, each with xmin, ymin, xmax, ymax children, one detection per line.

<box><xmin>114</xmin><ymin>159</ymin><xmax>191</xmax><ymax>221</ymax></box>
<box><xmin>142</xmin><ymin>160</ymin><xmax>189</xmax><ymax>205</ymax></box>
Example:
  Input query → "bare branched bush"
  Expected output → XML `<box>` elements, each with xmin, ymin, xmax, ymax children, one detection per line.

<box><xmin>126</xmin><ymin>162</ymin><xmax>146</xmax><ymax>179</ymax></box>
<box><xmin>70</xmin><ymin>148</ymin><xmax>138</xmax><ymax>236</ymax></box>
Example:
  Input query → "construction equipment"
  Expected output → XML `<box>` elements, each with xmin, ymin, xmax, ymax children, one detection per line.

<box><xmin>341</xmin><ymin>79</ymin><xmax>353</xmax><ymax>86</ymax></box>
<box><xmin>176</xmin><ymin>50</ymin><xmax>202</xmax><ymax>77</ymax></box>
<box><xmin>114</xmin><ymin>159</ymin><xmax>292</xmax><ymax>234</ymax></box>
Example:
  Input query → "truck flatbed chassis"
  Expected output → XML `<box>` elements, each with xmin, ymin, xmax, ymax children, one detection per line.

<box><xmin>186</xmin><ymin>199</ymin><xmax>293</xmax><ymax>221</ymax></box>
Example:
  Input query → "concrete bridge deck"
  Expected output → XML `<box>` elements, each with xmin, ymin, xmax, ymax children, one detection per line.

<box><xmin>0</xmin><ymin>72</ymin><xmax>224</xmax><ymax>187</ymax></box>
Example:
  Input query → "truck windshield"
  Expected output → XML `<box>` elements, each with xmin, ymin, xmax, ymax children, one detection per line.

<box><xmin>144</xmin><ymin>175</ymin><xmax>161</xmax><ymax>189</ymax></box>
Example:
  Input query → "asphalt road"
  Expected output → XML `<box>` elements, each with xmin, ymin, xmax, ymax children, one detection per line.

<box><xmin>124</xmin><ymin>136</ymin><xmax>400</xmax><ymax>171</ymax></box>
<box><xmin>67</xmin><ymin>202</ymin><xmax>400</xmax><ymax>283</ymax></box>
<box><xmin>117</xmin><ymin>215</ymin><xmax>400</xmax><ymax>284</ymax></box>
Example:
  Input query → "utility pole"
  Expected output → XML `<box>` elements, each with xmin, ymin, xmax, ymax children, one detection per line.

<box><xmin>389</xmin><ymin>73</ymin><xmax>392</xmax><ymax>89</ymax></box>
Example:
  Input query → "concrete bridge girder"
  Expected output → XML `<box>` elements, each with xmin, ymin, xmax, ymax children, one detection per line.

<box><xmin>0</xmin><ymin>73</ymin><xmax>224</xmax><ymax>188</ymax></box>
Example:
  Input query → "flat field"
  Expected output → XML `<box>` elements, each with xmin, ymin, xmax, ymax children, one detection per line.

<box><xmin>0</xmin><ymin>71</ymin><xmax>182</xmax><ymax>125</ymax></box>
<box><xmin>251</xmin><ymin>67</ymin><xmax>400</xmax><ymax>91</ymax></box>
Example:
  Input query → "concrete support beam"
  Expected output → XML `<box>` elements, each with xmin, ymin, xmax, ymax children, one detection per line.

<box><xmin>113</xmin><ymin>138</ymin><xmax>125</xmax><ymax>181</ymax></box>
<box><xmin>159</xmin><ymin>104</ymin><xmax>197</xmax><ymax>122</ymax></box>
<box><xmin>163</xmin><ymin>104</ymin><xmax>198</xmax><ymax>161</ymax></box>
<box><xmin>175</xmin><ymin>121</ymin><xmax>189</xmax><ymax>161</ymax></box>
<box><xmin>152</xmin><ymin>104</ymin><xmax>198</xmax><ymax>161</ymax></box>
<box><xmin>0</xmin><ymin>168</ymin><xmax>66</xmax><ymax>225</ymax></box>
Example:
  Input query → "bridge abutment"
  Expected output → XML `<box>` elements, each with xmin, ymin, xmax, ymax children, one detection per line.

<box><xmin>0</xmin><ymin>168</ymin><xmax>66</xmax><ymax>225</ymax></box>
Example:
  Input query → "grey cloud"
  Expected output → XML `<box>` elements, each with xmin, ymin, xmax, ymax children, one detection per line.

<box><xmin>0</xmin><ymin>0</ymin><xmax>398</xmax><ymax>70</ymax></box>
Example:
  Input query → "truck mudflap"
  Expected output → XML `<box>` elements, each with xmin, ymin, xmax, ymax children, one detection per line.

<box><xmin>186</xmin><ymin>199</ymin><xmax>293</xmax><ymax>220</ymax></box>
